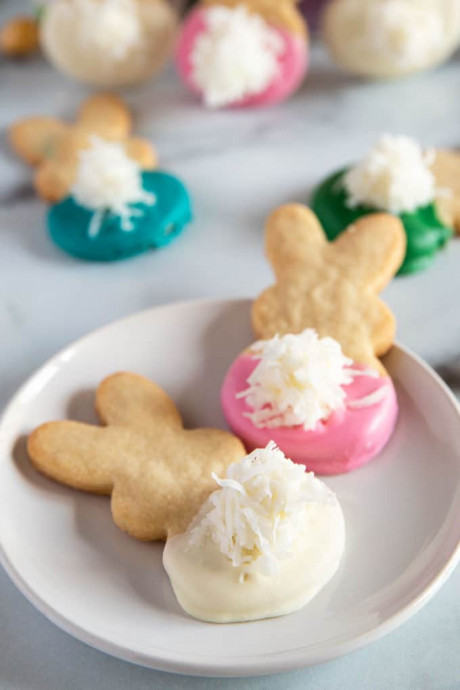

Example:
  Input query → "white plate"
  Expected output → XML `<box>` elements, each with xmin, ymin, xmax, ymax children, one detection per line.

<box><xmin>1</xmin><ymin>298</ymin><xmax>460</xmax><ymax>678</ymax></box>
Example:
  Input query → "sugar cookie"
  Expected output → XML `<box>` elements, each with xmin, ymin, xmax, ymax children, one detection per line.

<box><xmin>9</xmin><ymin>93</ymin><xmax>156</xmax><ymax>204</ymax></box>
<box><xmin>28</xmin><ymin>372</ymin><xmax>246</xmax><ymax>540</ymax></box>
<box><xmin>0</xmin><ymin>16</ymin><xmax>39</xmax><ymax>57</ymax></box>
<box><xmin>252</xmin><ymin>204</ymin><xmax>405</xmax><ymax>374</ymax></box>
<box><xmin>431</xmin><ymin>149</ymin><xmax>460</xmax><ymax>235</ymax></box>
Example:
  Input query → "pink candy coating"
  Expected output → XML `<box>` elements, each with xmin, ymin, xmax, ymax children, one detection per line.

<box><xmin>175</xmin><ymin>7</ymin><xmax>309</xmax><ymax>108</ymax></box>
<box><xmin>221</xmin><ymin>354</ymin><xmax>398</xmax><ymax>475</ymax></box>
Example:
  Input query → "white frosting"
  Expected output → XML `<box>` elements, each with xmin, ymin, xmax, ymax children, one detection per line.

<box><xmin>163</xmin><ymin>443</ymin><xmax>345</xmax><ymax>622</ymax></box>
<box><xmin>356</xmin><ymin>0</ymin><xmax>445</xmax><ymax>70</ymax></box>
<box><xmin>238</xmin><ymin>329</ymin><xmax>353</xmax><ymax>430</ymax></box>
<box><xmin>71</xmin><ymin>136</ymin><xmax>155</xmax><ymax>233</ymax></box>
<box><xmin>191</xmin><ymin>5</ymin><xmax>284</xmax><ymax>108</ymax></box>
<box><xmin>188</xmin><ymin>442</ymin><xmax>334</xmax><ymax>575</ymax></box>
<box><xmin>343</xmin><ymin>134</ymin><xmax>436</xmax><ymax>214</ymax></box>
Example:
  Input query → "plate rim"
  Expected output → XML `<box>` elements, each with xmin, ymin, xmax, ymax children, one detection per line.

<box><xmin>1</xmin><ymin>297</ymin><xmax>460</xmax><ymax>678</ymax></box>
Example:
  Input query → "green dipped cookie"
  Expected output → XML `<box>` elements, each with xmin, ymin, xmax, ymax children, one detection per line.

<box><xmin>311</xmin><ymin>169</ymin><xmax>452</xmax><ymax>276</ymax></box>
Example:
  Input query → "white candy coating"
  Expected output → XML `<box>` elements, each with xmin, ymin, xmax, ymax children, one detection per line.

<box><xmin>323</xmin><ymin>0</ymin><xmax>460</xmax><ymax>79</ymax></box>
<box><xmin>163</xmin><ymin>443</ymin><xmax>345</xmax><ymax>623</ymax></box>
<box><xmin>40</xmin><ymin>0</ymin><xmax>178</xmax><ymax>87</ymax></box>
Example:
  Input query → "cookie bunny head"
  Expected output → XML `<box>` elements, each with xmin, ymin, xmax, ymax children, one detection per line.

<box><xmin>252</xmin><ymin>205</ymin><xmax>406</xmax><ymax>374</ymax></box>
<box><xmin>28</xmin><ymin>373</ymin><xmax>245</xmax><ymax>541</ymax></box>
<box><xmin>202</xmin><ymin>0</ymin><xmax>307</xmax><ymax>36</ymax></box>
<box><xmin>9</xmin><ymin>93</ymin><xmax>157</xmax><ymax>204</ymax></box>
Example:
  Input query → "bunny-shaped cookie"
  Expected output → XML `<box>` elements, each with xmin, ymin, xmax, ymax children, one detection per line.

<box><xmin>252</xmin><ymin>205</ymin><xmax>406</xmax><ymax>374</ymax></box>
<box><xmin>28</xmin><ymin>372</ymin><xmax>245</xmax><ymax>540</ymax></box>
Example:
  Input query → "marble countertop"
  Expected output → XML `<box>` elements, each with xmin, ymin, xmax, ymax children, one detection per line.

<box><xmin>1</xmin><ymin>2</ymin><xmax>460</xmax><ymax>688</ymax></box>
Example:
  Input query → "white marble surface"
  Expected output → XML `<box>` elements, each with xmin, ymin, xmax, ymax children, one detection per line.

<box><xmin>1</xmin><ymin>1</ymin><xmax>460</xmax><ymax>688</ymax></box>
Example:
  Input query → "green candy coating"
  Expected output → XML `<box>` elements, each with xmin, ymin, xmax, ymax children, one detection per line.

<box><xmin>311</xmin><ymin>169</ymin><xmax>453</xmax><ymax>275</ymax></box>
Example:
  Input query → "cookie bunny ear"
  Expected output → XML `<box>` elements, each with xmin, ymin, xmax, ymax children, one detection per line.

<box><xmin>265</xmin><ymin>204</ymin><xmax>326</xmax><ymax>279</ymax></box>
<box><xmin>27</xmin><ymin>421</ymin><xmax>117</xmax><ymax>493</ymax></box>
<box><xmin>332</xmin><ymin>214</ymin><xmax>406</xmax><ymax>291</ymax></box>
<box><xmin>203</xmin><ymin>0</ymin><xmax>306</xmax><ymax>35</ymax></box>
<box><xmin>123</xmin><ymin>138</ymin><xmax>158</xmax><ymax>170</ymax></box>
<box><xmin>76</xmin><ymin>93</ymin><xmax>132</xmax><ymax>141</ymax></box>
<box><xmin>96</xmin><ymin>372</ymin><xmax>183</xmax><ymax>432</ymax></box>
<box><xmin>34</xmin><ymin>158</ymin><xmax>77</xmax><ymax>204</ymax></box>
<box><xmin>9</xmin><ymin>117</ymin><xmax>69</xmax><ymax>167</ymax></box>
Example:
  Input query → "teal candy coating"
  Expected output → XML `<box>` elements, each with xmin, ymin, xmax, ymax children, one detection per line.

<box><xmin>311</xmin><ymin>169</ymin><xmax>453</xmax><ymax>276</ymax></box>
<box><xmin>48</xmin><ymin>171</ymin><xmax>193</xmax><ymax>262</ymax></box>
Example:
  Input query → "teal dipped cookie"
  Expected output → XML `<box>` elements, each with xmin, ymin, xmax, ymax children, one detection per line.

<box><xmin>48</xmin><ymin>171</ymin><xmax>192</xmax><ymax>262</ymax></box>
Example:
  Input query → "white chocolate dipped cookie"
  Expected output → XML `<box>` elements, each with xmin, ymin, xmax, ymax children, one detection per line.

<box><xmin>164</xmin><ymin>442</ymin><xmax>345</xmax><ymax>623</ymax></box>
<box><xmin>40</xmin><ymin>0</ymin><xmax>178</xmax><ymax>87</ymax></box>
<box><xmin>323</xmin><ymin>0</ymin><xmax>460</xmax><ymax>79</ymax></box>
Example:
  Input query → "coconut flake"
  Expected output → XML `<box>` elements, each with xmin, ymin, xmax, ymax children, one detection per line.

<box><xmin>70</xmin><ymin>136</ymin><xmax>155</xmax><ymax>233</ymax></box>
<box><xmin>347</xmin><ymin>367</ymin><xmax>379</xmax><ymax>379</ymax></box>
<box><xmin>343</xmin><ymin>134</ymin><xmax>436</xmax><ymax>214</ymax></box>
<box><xmin>347</xmin><ymin>387</ymin><xmax>387</xmax><ymax>409</ymax></box>
<box><xmin>238</xmin><ymin>329</ymin><xmax>353</xmax><ymax>431</ymax></box>
<box><xmin>188</xmin><ymin>442</ymin><xmax>335</xmax><ymax>575</ymax></box>
<box><xmin>191</xmin><ymin>5</ymin><xmax>284</xmax><ymax>108</ymax></box>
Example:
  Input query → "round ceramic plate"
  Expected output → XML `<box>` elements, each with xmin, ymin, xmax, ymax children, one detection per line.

<box><xmin>1</xmin><ymin>299</ymin><xmax>460</xmax><ymax>677</ymax></box>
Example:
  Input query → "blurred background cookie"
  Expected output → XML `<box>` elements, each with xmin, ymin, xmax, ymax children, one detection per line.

<box><xmin>0</xmin><ymin>15</ymin><xmax>40</xmax><ymax>57</ymax></box>
<box><xmin>40</xmin><ymin>0</ymin><xmax>179</xmax><ymax>87</ymax></box>
<box><xmin>9</xmin><ymin>92</ymin><xmax>156</xmax><ymax>203</ymax></box>
<box><xmin>322</xmin><ymin>0</ymin><xmax>460</xmax><ymax>79</ymax></box>
<box><xmin>175</xmin><ymin>0</ymin><xmax>309</xmax><ymax>108</ymax></box>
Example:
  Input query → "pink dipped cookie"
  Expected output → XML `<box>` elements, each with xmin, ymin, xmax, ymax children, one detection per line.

<box><xmin>175</xmin><ymin>0</ymin><xmax>309</xmax><ymax>108</ymax></box>
<box><xmin>221</xmin><ymin>332</ymin><xmax>398</xmax><ymax>475</ymax></box>
<box><xmin>223</xmin><ymin>206</ymin><xmax>405</xmax><ymax>475</ymax></box>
